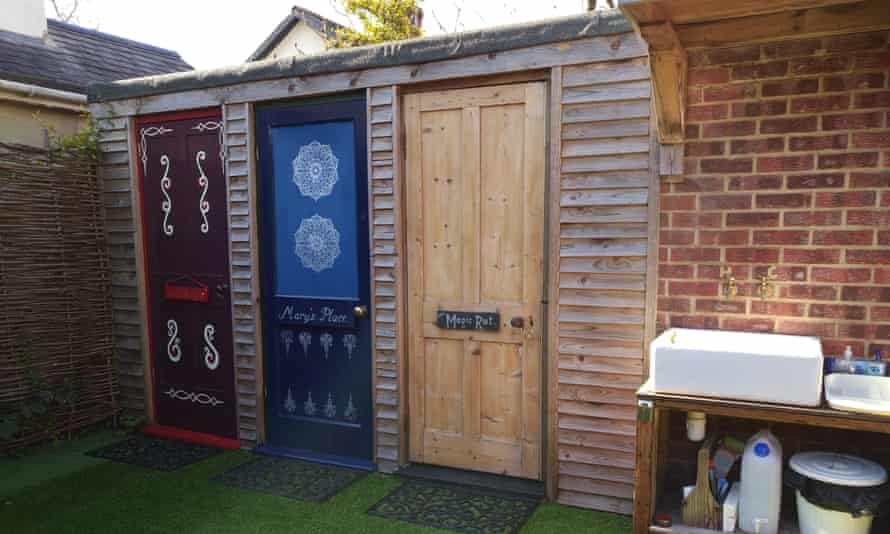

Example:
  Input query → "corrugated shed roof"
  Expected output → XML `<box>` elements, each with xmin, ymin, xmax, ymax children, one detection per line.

<box><xmin>0</xmin><ymin>18</ymin><xmax>193</xmax><ymax>94</ymax></box>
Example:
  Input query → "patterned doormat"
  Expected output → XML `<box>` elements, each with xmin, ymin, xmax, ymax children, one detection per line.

<box><xmin>368</xmin><ymin>480</ymin><xmax>540</xmax><ymax>534</ymax></box>
<box><xmin>212</xmin><ymin>456</ymin><xmax>366</xmax><ymax>502</ymax></box>
<box><xmin>85</xmin><ymin>434</ymin><xmax>222</xmax><ymax>471</ymax></box>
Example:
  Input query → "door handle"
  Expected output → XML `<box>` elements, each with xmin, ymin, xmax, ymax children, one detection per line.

<box><xmin>510</xmin><ymin>316</ymin><xmax>525</xmax><ymax>328</ymax></box>
<box><xmin>353</xmin><ymin>305</ymin><xmax>368</xmax><ymax>318</ymax></box>
<box><xmin>511</xmin><ymin>316</ymin><xmax>535</xmax><ymax>340</ymax></box>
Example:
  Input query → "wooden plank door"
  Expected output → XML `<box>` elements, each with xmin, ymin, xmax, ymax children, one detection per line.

<box><xmin>137</xmin><ymin>111</ymin><xmax>238</xmax><ymax>440</ymax></box>
<box><xmin>255</xmin><ymin>97</ymin><xmax>373</xmax><ymax>466</ymax></box>
<box><xmin>405</xmin><ymin>83</ymin><xmax>546</xmax><ymax>479</ymax></box>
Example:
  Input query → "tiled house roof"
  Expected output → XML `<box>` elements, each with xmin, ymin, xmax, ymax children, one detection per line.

<box><xmin>0</xmin><ymin>18</ymin><xmax>192</xmax><ymax>94</ymax></box>
<box><xmin>247</xmin><ymin>6</ymin><xmax>344</xmax><ymax>61</ymax></box>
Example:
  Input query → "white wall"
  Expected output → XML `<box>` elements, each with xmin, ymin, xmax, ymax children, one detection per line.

<box><xmin>262</xmin><ymin>20</ymin><xmax>328</xmax><ymax>59</ymax></box>
<box><xmin>2</xmin><ymin>0</ymin><xmax>47</xmax><ymax>38</ymax></box>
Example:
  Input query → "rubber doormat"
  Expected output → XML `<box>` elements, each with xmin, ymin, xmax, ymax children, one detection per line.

<box><xmin>213</xmin><ymin>456</ymin><xmax>366</xmax><ymax>502</ymax></box>
<box><xmin>368</xmin><ymin>480</ymin><xmax>539</xmax><ymax>534</ymax></box>
<box><xmin>85</xmin><ymin>434</ymin><xmax>221</xmax><ymax>471</ymax></box>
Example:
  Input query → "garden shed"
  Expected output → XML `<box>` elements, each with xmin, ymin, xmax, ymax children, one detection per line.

<box><xmin>89</xmin><ymin>9</ymin><xmax>661</xmax><ymax>513</ymax></box>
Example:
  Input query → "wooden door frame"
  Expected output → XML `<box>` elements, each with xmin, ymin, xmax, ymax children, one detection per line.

<box><xmin>129</xmin><ymin>107</ymin><xmax>241</xmax><ymax>448</ymax></box>
<box><xmin>397</xmin><ymin>76</ymin><xmax>555</xmax><ymax>485</ymax></box>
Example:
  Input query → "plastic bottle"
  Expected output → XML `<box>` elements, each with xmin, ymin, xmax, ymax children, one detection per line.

<box><xmin>739</xmin><ymin>429</ymin><xmax>782</xmax><ymax>534</ymax></box>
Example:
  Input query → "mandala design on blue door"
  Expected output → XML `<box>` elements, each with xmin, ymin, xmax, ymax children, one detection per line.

<box><xmin>294</xmin><ymin>215</ymin><xmax>341</xmax><ymax>272</ymax></box>
<box><xmin>292</xmin><ymin>140</ymin><xmax>339</xmax><ymax>200</ymax></box>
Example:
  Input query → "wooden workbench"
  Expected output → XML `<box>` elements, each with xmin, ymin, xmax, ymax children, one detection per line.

<box><xmin>632</xmin><ymin>380</ymin><xmax>890</xmax><ymax>533</ymax></box>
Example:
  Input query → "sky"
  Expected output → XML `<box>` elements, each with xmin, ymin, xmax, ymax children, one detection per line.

<box><xmin>46</xmin><ymin>0</ymin><xmax>600</xmax><ymax>71</ymax></box>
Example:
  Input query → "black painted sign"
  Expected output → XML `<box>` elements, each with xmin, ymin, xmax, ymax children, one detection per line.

<box><xmin>436</xmin><ymin>310</ymin><xmax>500</xmax><ymax>331</ymax></box>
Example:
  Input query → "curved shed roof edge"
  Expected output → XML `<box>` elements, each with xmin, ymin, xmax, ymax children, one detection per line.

<box><xmin>88</xmin><ymin>9</ymin><xmax>631</xmax><ymax>103</ymax></box>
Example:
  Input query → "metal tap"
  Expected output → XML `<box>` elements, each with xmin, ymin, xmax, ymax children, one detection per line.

<box><xmin>720</xmin><ymin>266</ymin><xmax>737</xmax><ymax>298</ymax></box>
<box><xmin>757</xmin><ymin>266</ymin><xmax>777</xmax><ymax>301</ymax></box>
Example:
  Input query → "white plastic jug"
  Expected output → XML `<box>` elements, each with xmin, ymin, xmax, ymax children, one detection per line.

<box><xmin>739</xmin><ymin>429</ymin><xmax>782</xmax><ymax>534</ymax></box>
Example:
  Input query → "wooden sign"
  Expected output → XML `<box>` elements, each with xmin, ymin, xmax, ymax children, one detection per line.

<box><xmin>436</xmin><ymin>310</ymin><xmax>500</xmax><ymax>331</ymax></box>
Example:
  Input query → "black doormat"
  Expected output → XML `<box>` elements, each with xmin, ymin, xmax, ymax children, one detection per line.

<box><xmin>85</xmin><ymin>434</ymin><xmax>222</xmax><ymax>471</ymax></box>
<box><xmin>368</xmin><ymin>480</ymin><xmax>539</xmax><ymax>534</ymax></box>
<box><xmin>212</xmin><ymin>456</ymin><xmax>366</xmax><ymax>502</ymax></box>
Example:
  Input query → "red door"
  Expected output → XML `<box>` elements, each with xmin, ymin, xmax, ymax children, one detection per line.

<box><xmin>137</xmin><ymin>110</ymin><xmax>237</xmax><ymax>441</ymax></box>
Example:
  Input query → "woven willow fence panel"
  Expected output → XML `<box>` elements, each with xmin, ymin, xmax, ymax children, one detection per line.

<box><xmin>0</xmin><ymin>143</ymin><xmax>116</xmax><ymax>451</ymax></box>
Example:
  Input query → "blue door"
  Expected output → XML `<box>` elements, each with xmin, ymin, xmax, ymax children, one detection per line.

<box><xmin>256</xmin><ymin>96</ymin><xmax>372</xmax><ymax>467</ymax></box>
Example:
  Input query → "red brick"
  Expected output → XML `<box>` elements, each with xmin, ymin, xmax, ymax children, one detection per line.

<box><xmin>700</xmin><ymin>158</ymin><xmax>754</xmax><ymax>174</ymax></box>
<box><xmin>702</xmin><ymin>121</ymin><xmax>757</xmax><ymax>138</ymax></box>
<box><xmin>789</xmin><ymin>134</ymin><xmax>848</xmax><ymax>152</ymax></box>
<box><xmin>672</xmin><ymin>212</ymin><xmax>722</xmax><ymax>228</ymax></box>
<box><xmin>781</xmin><ymin>284</ymin><xmax>838</xmax><ymax>300</ymax></box>
<box><xmin>753</xmin><ymin>230</ymin><xmax>810</xmax><ymax>245</ymax></box>
<box><xmin>783</xmin><ymin>248</ymin><xmax>841</xmax><ymax>264</ymax></box>
<box><xmin>706</xmin><ymin>45</ymin><xmax>762</xmax><ymax>65</ymax></box>
<box><xmin>699</xmin><ymin>230</ymin><xmax>750</xmax><ymax>246</ymax></box>
<box><xmin>877</xmin><ymin>270</ymin><xmax>890</xmax><ymax>284</ymax></box>
<box><xmin>687</xmin><ymin>104</ymin><xmax>729</xmax><ymax>122</ymax></box>
<box><xmin>811</xmin><ymin>268</ymin><xmax>871</xmax><ymax>283</ymax></box>
<box><xmin>790</xmin><ymin>94</ymin><xmax>850</xmax><ymax>113</ymax></box>
<box><xmin>684</xmin><ymin>141</ymin><xmax>725</xmax><ymax>157</ymax></box>
<box><xmin>783</xmin><ymin>210</ymin><xmax>843</xmax><ymax>226</ymax></box>
<box><xmin>754</xmin><ymin>265</ymin><xmax>807</xmax><ymax>282</ymax></box>
<box><xmin>730</xmin><ymin>138</ymin><xmax>785</xmax><ymax>155</ymax></box>
<box><xmin>883</xmin><ymin>191</ymin><xmax>890</xmax><ymax>207</ymax></box>
<box><xmin>818</xmin><ymin>152</ymin><xmax>880</xmax><ymax>169</ymax></box>
<box><xmin>658</xmin><ymin>297</ymin><xmax>692</xmax><ymax>313</ymax></box>
<box><xmin>811</xmin><ymin>304</ymin><xmax>867</xmax><ymax>320</ymax></box>
<box><xmin>732</xmin><ymin>61</ymin><xmax>788</xmax><ymax>80</ymax></box>
<box><xmin>762</xmin><ymin>78</ymin><xmax>819</xmax><ymax>97</ymax></box>
<box><xmin>668</xmin><ymin>281</ymin><xmax>720</xmax><ymax>297</ymax></box>
<box><xmin>689</xmin><ymin>67</ymin><xmax>731</xmax><ymax>85</ymax></box>
<box><xmin>853</xmin><ymin>132</ymin><xmax>890</xmax><ymax>149</ymax></box>
<box><xmin>847</xmin><ymin>209</ymin><xmax>890</xmax><ymax>226</ymax></box>
<box><xmin>814</xmin><ymin>191</ymin><xmax>876</xmax><ymax>208</ymax></box>
<box><xmin>659</xmin><ymin>264</ymin><xmax>694</xmax><ymax>279</ymax></box>
<box><xmin>842</xmin><ymin>286</ymin><xmax>890</xmax><ymax>302</ymax></box>
<box><xmin>872</xmin><ymin>307</ymin><xmax>890</xmax><ymax>322</ymax></box>
<box><xmin>726</xmin><ymin>212</ymin><xmax>780</xmax><ymax>227</ymax></box>
<box><xmin>661</xmin><ymin>195</ymin><xmax>696</xmax><ymax>211</ymax></box>
<box><xmin>789</xmin><ymin>55</ymin><xmax>850</xmax><ymax>75</ymax></box>
<box><xmin>850</xmin><ymin>171</ymin><xmax>890</xmax><ymax>188</ymax></box>
<box><xmin>673</xmin><ymin>177</ymin><xmax>726</xmax><ymax>193</ymax></box>
<box><xmin>879</xmin><ymin>230</ymin><xmax>890</xmax><ymax>246</ymax></box>
<box><xmin>763</xmin><ymin>39</ymin><xmax>821</xmax><ymax>58</ymax></box>
<box><xmin>685</xmin><ymin>124</ymin><xmax>700</xmax><ymax>140</ymax></box>
<box><xmin>669</xmin><ymin>315</ymin><xmax>720</xmax><ymax>330</ymax></box>
<box><xmin>757</xmin><ymin>155</ymin><xmax>814</xmax><ymax>172</ymax></box>
<box><xmin>838</xmin><ymin>324</ymin><xmax>876</xmax><ymax>339</ymax></box>
<box><xmin>670</xmin><ymin>247</ymin><xmax>721</xmax><ymax>262</ymax></box>
<box><xmin>813</xmin><ymin>230</ymin><xmax>874</xmax><ymax>246</ymax></box>
<box><xmin>722</xmin><ymin>317</ymin><xmax>775</xmax><ymax>333</ymax></box>
<box><xmin>756</xmin><ymin>193</ymin><xmax>810</xmax><ymax>209</ymax></box>
<box><xmin>855</xmin><ymin>91</ymin><xmax>890</xmax><ymax>109</ymax></box>
<box><xmin>825</xmin><ymin>32</ymin><xmax>888</xmax><ymax>53</ymax></box>
<box><xmin>822</xmin><ymin>112</ymin><xmax>884</xmax><ymax>130</ymax></box>
<box><xmin>660</xmin><ymin>230</ymin><xmax>695</xmax><ymax>245</ymax></box>
<box><xmin>847</xmin><ymin>250</ymin><xmax>890</xmax><ymax>265</ymax></box>
<box><xmin>777</xmin><ymin>321</ymin><xmax>837</xmax><ymax>337</ymax></box>
<box><xmin>684</xmin><ymin>159</ymin><xmax>699</xmax><ymax>175</ymax></box>
<box><xmin>700</xmin><ymin>194</ymin><xmax>752</xmax><ymax>210</ymax></box>
<box><xmin>786</xmin><ymin>173</ymin><xmax>845</xmax><ymax>189</ymax></box>
<box><xmin>823</xmin><ymin>73</ymin><xmax>886</xmax><ymax>92</ymax></box>
<box><xmin>703</xmin><ymin>84</ymin><xmax>757</xmax><ymax>102</ymax></box>
<box><xmin>699</xmin><ymin>264</ymin><xmax>749</xmax><ymax>280</ymax></box>
<box><xmin>725</xmin><ymin>247</ymin><xmax>780</xmax><ymax>263</ymax></box>
<box><xmin>878</xmin><ymin>326</ymin><xmax>890</xmax><ymax>341</ymax></box>
<box><xmin>732</xmin><ymin>100</ymin><xmax>788</xmax><ymax>118</ymax></box>
<box><xmin>761</xmin><ymin>116</ymin><xmax>818</xmax><ymax>134</ymax></box>
<box><xmin>697</xmin><ymin>299</ymin><xmax>747</xmax><ymax>314</ymax></box>
<box><xmin>751</xmin><ymin>301</ymin><xmax>806</xmax><ymax>317</ymax></box>
<box><xmin>728</xmin><ymin>175</ymin><xmax>782</xmax><ymax>191</ymax></box>
<box><xmin>659</xmin><ymin>247</ymin><xmax>669</xmax><ymax>262</ymax></box>
<box><xmin>854</xmin><ymin>52</ymin><xmax>890</xmax><ymax>70</ymax></box>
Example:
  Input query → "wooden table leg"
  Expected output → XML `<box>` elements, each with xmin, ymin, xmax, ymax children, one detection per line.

<box><xmin>633</xmin><ymin>400</ymin><xmax>656</xmax><ymax>534</ymax></box>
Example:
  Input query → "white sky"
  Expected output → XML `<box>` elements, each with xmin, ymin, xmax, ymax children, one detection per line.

<box><xmin>47</xmin><ymin>0</ymin><xmax>599</xmax><ymax>71</ymax></box>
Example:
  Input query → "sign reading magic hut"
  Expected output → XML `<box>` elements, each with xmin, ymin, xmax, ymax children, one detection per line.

<box><xmin>436</xmin><ymin>310</ymin><xmax>500</xmax><ymax>331</ymax></box>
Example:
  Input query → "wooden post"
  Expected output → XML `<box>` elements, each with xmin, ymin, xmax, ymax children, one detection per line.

<box><xmin>633</xmin><ymin>399</ymin><xmax>656</xmax><ymax>534</ymax></box>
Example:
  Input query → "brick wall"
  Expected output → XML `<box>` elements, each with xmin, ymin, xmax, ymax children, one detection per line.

<box><xmin>658</xmin><ymin>31</ymin><xmax>890</xmax><ymax>359</ymax></box>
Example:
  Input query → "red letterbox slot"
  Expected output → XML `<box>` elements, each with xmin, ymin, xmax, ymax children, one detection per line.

<box><xmin>164</xmin><ymin>282</ymin><xmax>209</xmax><ymax>303</ymax></box>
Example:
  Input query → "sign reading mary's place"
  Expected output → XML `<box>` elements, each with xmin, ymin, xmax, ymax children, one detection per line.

<box><xmin>436</xmin><ymin>310</ymin><xmax>500</xmax><ymax>331</ymax></box>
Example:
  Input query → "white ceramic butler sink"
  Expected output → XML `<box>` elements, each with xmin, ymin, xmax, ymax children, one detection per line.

<box><xmin>650</xmin><ymin>328</ymin><xmax>823</xmax><ymax>406</ymax></box>
<box><xmin>825</xmin><ymin>374</ymin><xmax>890</xmax><ymax>416</ymax></box>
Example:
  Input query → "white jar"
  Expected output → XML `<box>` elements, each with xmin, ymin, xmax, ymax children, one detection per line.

<box><xmin>686</xmin><ymin>411</ymin><xmax>706</xmax><ymax>442</ymax></box>
<box><xmin>739</xmin><ymin>429</ymin><xmax>782</xmax><ymax>534</ymax></box>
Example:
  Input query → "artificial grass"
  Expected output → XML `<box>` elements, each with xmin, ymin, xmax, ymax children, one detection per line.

<box><xmin>1</xmin><ymin>435</ymin><xmax>631</xmax><ymax>534</ymax></box>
